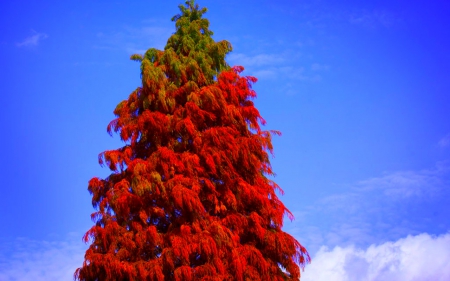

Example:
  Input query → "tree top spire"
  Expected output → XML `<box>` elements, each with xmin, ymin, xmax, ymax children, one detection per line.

<box><xmin>172</xmin><ymin>0</ymin><xmax>207</xmax><ymax>23</ymax></box>
<box><xmin>131</xmin><ymin>0</ymin><xmax>233</xmax><ymax>87</ymax></box>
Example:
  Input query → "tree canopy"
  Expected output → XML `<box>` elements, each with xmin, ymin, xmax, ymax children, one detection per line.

<box><xmin>75</xmin><ymin>1</ymin><xmax>310</xmax><ymax>280</ymax></box>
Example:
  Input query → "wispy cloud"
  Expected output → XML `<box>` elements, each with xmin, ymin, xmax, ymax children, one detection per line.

<box><xmin>245</xmin><ymin>66</ymin><xmax>311</xmax><ymax>81</ymax></box>
<box><xmin>289</xmin><ymin>5</ymin><xmax>400</xmax><ymax>31</ymax></box>
<box><xmin>16</xmin><ymin>31</ymin><xmax>48</xmax><ymax>47</ymax></box>
<box><xmin>0</xmin><ymin>234</ymin><xmax>87</xmax><ymax>281</ymax></box>
<box><xmin>287</xmin><ymin>162</ymin><xmax>450</xmax><ymax>254</ymax></box>
<box><xmin>348</xmin><ymin>10</ymin><xmax>397</xmax><ymax>29</ymax></box>
<box><xmin>357</xmin><ymin>162</ymin><xmax>448</xmax><ymax>198</ymax></box>
<box><xmin>438</xmin><ymin>134</ymin><xmax>450</xmax><ymax>148</ymax></box>
<box><xmin>311</xmin><ymin>63</ymin><xmax>330</xmax><ymax>72</ymax></box>
<box><xmin>228</xmin><ymin>53</ymin><xmax>285</xmax><ymax>67</ymax></box>
<box><xmin>228</xmin><ymin>52</ymin><xmax>324</xmax><ymax>83</ymax></box>
<box><xmin>302</xmin><ymin>232</ymin><xmax>450</xmax><ymax>281</ymax></box>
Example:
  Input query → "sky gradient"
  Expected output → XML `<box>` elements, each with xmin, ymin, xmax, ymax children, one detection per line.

<box><xmin>1</xmin><ymin>0</ymin><xmax>450</xmax><ymax>280</ymax></box>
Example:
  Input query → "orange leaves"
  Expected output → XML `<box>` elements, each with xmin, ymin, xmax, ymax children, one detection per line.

<box><xmin>171</xmin><ymin>235</ymin><xmax>191</xmax><ymax>262</ymax></box>
<box><xmin>180</xmin><ymin>152</ymin><xmax>203</xmax><ymax>176</ymax></box>
<box><xmin>147</xmin><ymin>226</ymin><xmax>162</xmax><ymax>246</ymax></box>
<box><xmin>198</xmin><ymin>86</ymin><xmax>224</xmax><ymax>111</ymax></box>
<box><xmin>221</xmin><ymin>213</ymin><xmax>248</xmax><ymax>237</ymax></box>
<box><xmin>192</xmin><ymin>263</ymin><xmax>219</xmax><ymax>280</ymax></box>
<box><xmin>137</xmin><ymin>110</ymin><xmax>169</xmax><ymax>137</ymax></box>
<box><xmin>146</xmin><ymin>261</ymin><xmax>165</xmax><ymax>281</ymax></box>
<box><xmin>180</xmin><ymin>224</ymin><xmax>191</xmax><ymax>236</ymax></box>
<box><xmin>249</xmin><ymin>212</ymin><xmax>267</xmax><ymax>237</ymax></box>
<box><xmin>185</xmin><ymin>101</ymin><xmax>216</xmax><ymax>127</ymax></box>
<box><xmin>198</xmin><ymin>234</ymin><xmax>218</xmax><ymax>260</ymax></box>
<box><xmin>131</xmin><ymin>164</ymin><xmax>152</xmax><ymax>197</ymax></box>
<box><xmin>138</xmin><ymin>210</ymin><xmax>148</xmax><ymax>224</ymax></box>
<box><xmin>204</xmin><ymin>154</ymin><xmax>217</xmax><ymax>175</ymax></box>
<box><xmin>174</xmin><ymin>266</ymin><xmax>193</xmax><ymax>281</ymax></box>
<box><xmin>172</xmin><ymin>183</ymin><xmax>204</xmax><ymax>215</ymax></box>
<box><xmin>154</xmin><ymin>146</ymin><xmax>181</xmax><ymax>180</ymax></box>
<box><xmin>198</xmin><ymin>127</ymin><xmax>240</xmax><ymax>179</ymax></box>
<box><xmin>231</xmin><ymin>245</ymin><xmax>270</xmax><ymax>280</ymax></box>
<box><xmin>106</xmin><ymin>117</ymin><xmax>119</xmax><ymax>137</ymax></box>
<box><xmin>220</xmin><ymin>188</ymin><xmax>237</xmax><ymax>212</ymax></box>
<box><xmin>109</xmin><ymin>179</ymin><xmax>134</xmax><ymax>217</ymax></box>
<box><xmin>175</xmin><ymin>117</ymin><xmax>196</xmax><ymax>138</ymax></box>
<box><xmin>88</xmin><ymin>177</ymin><xmax>105</xmax><ymax>207</ymax></box>
<box><xmin>90</xmin><ymin>211</ymin><xmax>104</xmax><ymax>223</ymax></box>
<box><xmin>152</xmin><ymin>206</ymin><xmax>166</xmax><ymax>217</ymax></box>
<box><xmin>231</xmin><ymin>249</ymin><xmax>245</xmax><ymax>281</ymax></box>
<box><xmin>208</xmin><ymin>222</ymin><xmax>232</xmax><ymax>248</ymax></box>
<box><xmin>98</xmin><ymin>149</ymin><xmax>130</xmax><ymax>172</ymax></box>
<box><xmin>231</xmin><ymin>65</ymin><xmax>244</xmax><ymax>73</ymax></box>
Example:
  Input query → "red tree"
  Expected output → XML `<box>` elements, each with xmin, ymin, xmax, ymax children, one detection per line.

<box><xmin>75</xmin><ymin>1</ymin><xmax>310</xmax><ymax>280</ymax></box>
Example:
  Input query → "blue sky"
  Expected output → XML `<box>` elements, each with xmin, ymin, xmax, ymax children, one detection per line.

<box><xmin>1</xmin><ymin>0</ymin><xmax>450</xmax><ymax>280</ymax></box>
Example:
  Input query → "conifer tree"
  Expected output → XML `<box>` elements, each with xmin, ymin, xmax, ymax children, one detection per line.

<box><xmin>75</xmin><ymin>1</ymin><xmax>310</xmax><ymax>280</ymax></box>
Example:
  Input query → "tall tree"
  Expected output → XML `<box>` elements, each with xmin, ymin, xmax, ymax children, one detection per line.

<box><xmin>75</xmin><ymin>1</ymin><xmax>310</xmax><ymax>280</ymax></box>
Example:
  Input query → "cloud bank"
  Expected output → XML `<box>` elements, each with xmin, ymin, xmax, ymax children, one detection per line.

<box><xmin>1</xmin><ymin>232</ymin><xmax>448</xmax><ymax>281</ymax></box>
<box><xmin>302</xmin><ymin>232</ymin><xmax>450</xmax><ymax>281</ymax></box>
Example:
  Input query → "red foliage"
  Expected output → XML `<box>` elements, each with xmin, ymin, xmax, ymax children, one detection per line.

<box><xmin>75</xmin><ymin>1</ymin><xmax>309</xmax><ymax>280</ymax></box>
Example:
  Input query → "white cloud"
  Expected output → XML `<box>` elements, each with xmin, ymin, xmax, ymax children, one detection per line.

<box><xmin>302</xmin><ymin>232</ymin><xmax>450</xmax><ymax>281</ymax></box>
<box><xmin>16</xmin><ymin>31</ymin><xmax>48</xmax><ymax>47</ymax></box>
<box><xmin>438</xmin><ymin>134</ymin><xmax>450</xmax><ymax>148</ymax></box>
<box><xmin>0</xmin><ymin>234</ymin><xmax>87</xmax><ymax>281</ymax></box>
